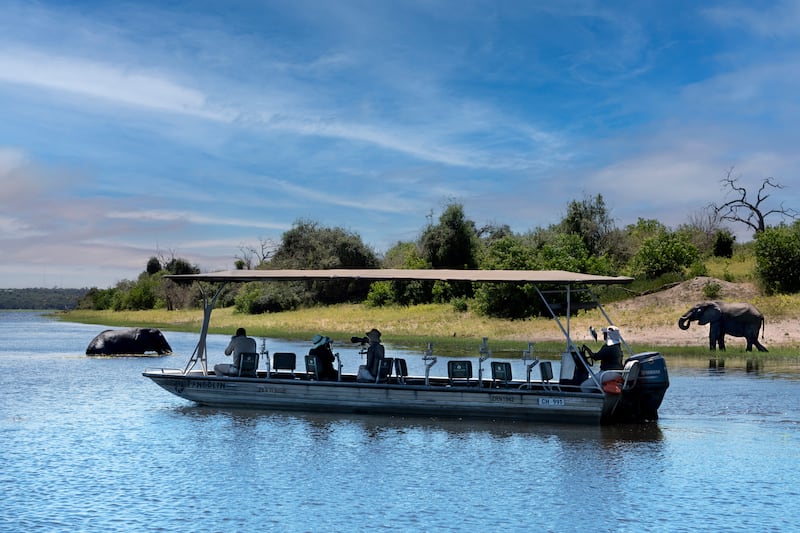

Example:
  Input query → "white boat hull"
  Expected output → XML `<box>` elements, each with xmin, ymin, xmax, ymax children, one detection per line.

<box><xmin>144</xmin><ymin>369</ymin><xmax>617</xmax><ymax>424</ymax></box>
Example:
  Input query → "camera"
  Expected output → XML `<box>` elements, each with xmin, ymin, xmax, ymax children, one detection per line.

<box><xmin>351</xmin><ymin>336</ymin><xmax>369</xmax><ymax>345</ymax></box>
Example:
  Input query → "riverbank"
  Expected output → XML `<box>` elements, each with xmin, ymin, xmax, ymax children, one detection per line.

<box><xmin>59</xmin><ymin>276</ymin><xmax>800</xmax><ymax>356</ymax></box>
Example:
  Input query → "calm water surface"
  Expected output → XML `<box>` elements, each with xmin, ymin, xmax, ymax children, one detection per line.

<box><xmin>1</xmin><ymin>311</ymin><xmax>799</xmax><ymax>532</ymax></box>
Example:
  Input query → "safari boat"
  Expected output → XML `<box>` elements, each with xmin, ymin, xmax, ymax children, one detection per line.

<box><xmin>143</xmin><ymin>269</ymin><xmax>669</xmax><ymax>424</ymax></box>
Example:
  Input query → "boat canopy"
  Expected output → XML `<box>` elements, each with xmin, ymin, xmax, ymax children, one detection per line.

<box><xmin>166</xmin><ymin>268</ymin><xmax>633</xmax><ymax>285</ymax></box>
<box><xmin>168</xmin><ymin>268</ymin><xmax>633</xmax><ymax>376</ymax></box>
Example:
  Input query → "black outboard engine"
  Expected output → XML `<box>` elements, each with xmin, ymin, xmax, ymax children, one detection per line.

<box><xmin>617</xmin><ymin>352</ymin><xmax>670</xmax><ymax>422</ymax></box>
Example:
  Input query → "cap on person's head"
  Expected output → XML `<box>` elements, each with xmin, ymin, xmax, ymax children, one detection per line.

<box><xmin>311</xmin><ymin>334</ymin><xmax>330</xmax><ymax>348</ymax></box>
<box><xmin>366</xmin><ymin>328</ymin><xmax>381</xmax><ymax>340</ymax></box>
<box><xmin>605</xmin><ymin>325</ymin><xmax>621</xmax><ymax>346</ymax></box>
<box><xmin>236</xmin><ymin>327</ymin><xmax>247</xmax><ymax>337</ymax></box>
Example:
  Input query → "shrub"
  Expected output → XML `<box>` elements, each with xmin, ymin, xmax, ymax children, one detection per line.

<box><xmin>702</xmin><ymin>281</ymin><xmax>721</xmax><ymax>299</ymax></box>
<box><xmin>629</xmin><ymin>230</ymin><xmax>699</xmax><ymax>279</ymax></box>
<box><xmin>754</xmin><ymin>223</ymin><xmax>800</xmax><ymax>294</ymax></box>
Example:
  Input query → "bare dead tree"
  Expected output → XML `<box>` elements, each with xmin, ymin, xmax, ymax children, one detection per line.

<box><xmin>709</xmin><ymin>167</ymin><xmax>798</xmax><ymax>235</ymax></box>
<box><xmin>236</xmin><ymin>237</ymin><xmax>278</xmax><ymax>269</ymax></box>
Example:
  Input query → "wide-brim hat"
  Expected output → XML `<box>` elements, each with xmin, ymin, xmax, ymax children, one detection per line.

<box><xmin>311</xmin><ymin>334</ymin><xmax>330</xmax><ymax>348</ymax></box>
<box><xmin>366</xmin><ymin>328</ymin><xmax>381</xmax><ymax>340</ymax></box>
<box><xmin>604</xmin><ymin>326</ymin><xmax>621</xmax><ymax>346</ymax></box>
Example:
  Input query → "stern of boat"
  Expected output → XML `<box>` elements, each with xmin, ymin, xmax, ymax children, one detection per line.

<box><xmin>603</xmin><ymin>351</ymin><xmax>669</xmax><ymax>423</ymax></box>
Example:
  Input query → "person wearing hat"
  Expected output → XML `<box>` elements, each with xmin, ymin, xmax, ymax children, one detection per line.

<box><xmin>581</xmin><ymin>325</ymin><xmax>624</xmax><ymax>371</ymax></box>
<box><xmin>309</xmin><ymin>334</ymin><xmax>337</xmax><ymax>380</ymax></box>
<box><xmin>365</xmin><ymin>328</ymin><xmax>385</xmax><ymax>379</ymax></box>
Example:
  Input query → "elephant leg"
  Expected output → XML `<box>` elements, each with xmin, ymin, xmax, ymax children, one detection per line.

<box><xmin>718</xmin><ymin>334</ymin><xmax>726</xmax><ymax>351</ymax></box>
<box><xmin>753</xmin><ymin>339</ymin><xmax>769</xmax><ymax>352</ymax></box>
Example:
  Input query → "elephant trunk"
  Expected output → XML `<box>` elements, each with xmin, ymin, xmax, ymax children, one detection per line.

<box><xmin>678</xmin><ymin>316</ymin><xmax>692</xmax><ymax>330</ymax></box>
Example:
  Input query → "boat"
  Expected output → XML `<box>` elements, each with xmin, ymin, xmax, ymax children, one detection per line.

<box><xmin>143</xmin><ymin>269</ymin><xmax>669</xmax><ymax>424</ymax></box>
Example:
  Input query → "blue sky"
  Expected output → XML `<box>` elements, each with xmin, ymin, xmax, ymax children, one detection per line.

<box><xmin>1</xmin><ymin>1</ymin><xmax>799</xmax><ymax>288</ymax></box>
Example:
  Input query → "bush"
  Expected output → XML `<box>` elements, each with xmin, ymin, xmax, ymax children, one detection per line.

<box><xmin>234</xmin><ymin>282</ymin><xmax>302</xmax><ymax>314</ymax></box>
<box><xmin>703</xmin><ymin>281</ymin><xmax>721</xmax><ymax>299</ymax></box>
<box><xmin>365</xmin><ymin>281</ymin><xmax>393</xmax><ymax>307</ymax></box>
<box><xmin>754</xmin><ymin>223</ymin><xmax>800</xmax><ymax>294</ymax></box>
<box><xmin>629</xmin><ymin>230</ymin><xmax>699</xmax><ymax>279</ymax></box>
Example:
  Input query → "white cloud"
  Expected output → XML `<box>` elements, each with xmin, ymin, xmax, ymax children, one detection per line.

<box><xmin>0</xmin><ymin>48</ymin><xmax>230</xmax><ymax>121</ymax></box>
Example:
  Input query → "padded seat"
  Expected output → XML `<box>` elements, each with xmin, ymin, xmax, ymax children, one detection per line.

<box><xmin>375</xmin><ymin>357</ymin><xmax>394</xmax><ymax>383</ymax></box>
<box><xmin>394</xmin><ymin>358</ymin><xmax>409</xmax><ymax>384</ymax></box>
<box><xmin>491</xmin><ymin>361</ymin><xmax>512</xmax><ymax>386</ymax></box>
<box><xmin>448</xmin><ymin>360</ymin><xmax>473</xmax><ymax>386</ymax></box>
<box><xmin>305</xmin><ymin>354</ymin><xmax>320</xmax><ymax>380</ymax></box>
<box><xmin>237</xmin><ymin>352</ymin><xmax>259</xmax><ymax>378</ymax></box>
<box><xmin>272</xmin><ymin>352</ymin><xmax>297</xmax><ymax>378</ymax></box>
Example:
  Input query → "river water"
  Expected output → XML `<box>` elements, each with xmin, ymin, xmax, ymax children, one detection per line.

<box><xmin>1</xmin><ymin>311</ymin><xmax>799</xmax><ymax>532</ymax></box>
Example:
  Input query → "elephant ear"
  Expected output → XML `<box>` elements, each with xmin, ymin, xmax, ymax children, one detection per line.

<box><xmin>700</xmin><ymin>302</ymin><xmax>722</xmax><ymax>324</ymax></box>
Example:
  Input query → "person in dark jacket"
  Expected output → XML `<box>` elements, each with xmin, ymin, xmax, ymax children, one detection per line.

<box><xmin>309</xmin><ymin>334</ymin><xmax>337</xmax><ymax>380</ymax></box>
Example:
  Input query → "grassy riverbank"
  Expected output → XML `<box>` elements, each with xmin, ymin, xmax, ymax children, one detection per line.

<box><xmin>59</xmin><ymin>295</ymin><xmax>800</xmax><ymax>358</ymax></box>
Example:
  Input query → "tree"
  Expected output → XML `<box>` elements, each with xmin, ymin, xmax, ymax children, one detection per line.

<box><xmin>264</xmin><ymin>220</ymin><xmax>379</xmax><ymax>307</ymax></box>
<box><xmin>419</xmin><ymin>203</ymin><xmax>479</xmax><ymax>269</ymax></box>
<box><xmin>559</xmin><ymin>194</ymin><xmax>616</xmax><ymax>257</ymax></box>
<box><xmin>629</xmin><ymin>229</ymin><xmax>700</xmax><ymax>279</ymax></box>
<box><xmin>753</xmin><ymin>222</ymin><xmax>800</xmax><ymax>294</ymax></box>
<box><xmin>710</xmin><ymin>168</ymin><xmax>798</xmax><ymax>236</ymax></box>
<box><xmin>146</xmin><ymin>257</ymin><xmax>162</xmax><ymax>275</ymax></box>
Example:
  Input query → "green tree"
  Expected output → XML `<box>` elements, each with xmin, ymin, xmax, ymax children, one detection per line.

<box><xmin>559</xmin><ymin>194</ymin><xmax>616</xmax><ymax>257</ymax></box>
<box><xmin>262</xmin><ymin>220</ymin><xmax>379</xmax><ymax>308</ymax></box>
<box><xmin>146</xmin><ymin>256</ymin><xmax>162</xmax><ymax>275</ymax></box>
<box><xmin>419</xmin><ymin>203</ymin><xmax>479</xmax><ymax>269</ymax></box>
<box><xmin>629</xmin><ymin>229</ymin><xmax>700</xmax><ymax>279</ymax></box>
<box><xmin>474</xmin><ymin>234</ymin><xmax>541</xmax><ymax>318</ymax></box>
<box><xmin>753</xmin><ymin>222</ymin><xmax>800</xmax><ymax>294</ymax></box>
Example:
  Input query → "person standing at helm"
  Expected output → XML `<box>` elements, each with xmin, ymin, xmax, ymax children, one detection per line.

<box><xmin>581</xmin><ymin>326</ymin><xmax>624</xmax><ymax>371</ymax></box>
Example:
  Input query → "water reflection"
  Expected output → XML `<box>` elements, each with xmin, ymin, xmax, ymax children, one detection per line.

<box><xmin>4</xmin><ymin>312</ymin><xmax>800</xmax><ymax>532</ymax></box>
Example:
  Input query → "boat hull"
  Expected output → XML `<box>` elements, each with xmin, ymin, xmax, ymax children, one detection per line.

<box><xmin>143</xmin><ymin>370</ymin><xmax>610</xmax><ymax>424</ymax></box>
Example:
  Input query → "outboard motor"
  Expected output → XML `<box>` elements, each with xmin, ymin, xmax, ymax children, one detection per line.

<box><xmin>617</xmin><ymin>352</ymin><xmax>670</xmax><ymax>422</ymax></box>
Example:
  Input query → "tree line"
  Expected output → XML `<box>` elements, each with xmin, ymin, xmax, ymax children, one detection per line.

<box><xmin>77</xmin><ymin>174</ymin><xmax>800</xmax><ymax>319</ymax></box>
<box><xmin>0</xmin><ymin>288</ymin><xmax>89</xmax><ymax>310</ymax></box>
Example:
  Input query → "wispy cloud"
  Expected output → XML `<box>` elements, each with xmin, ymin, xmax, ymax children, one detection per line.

<box><xmin>1</xmin><ymin>1</ymin><xmax>799</xmax><ymax>287</ymax></box>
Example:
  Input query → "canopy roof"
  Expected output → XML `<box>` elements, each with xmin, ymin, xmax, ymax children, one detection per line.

<box><xmin>166</xmin><ymin>268</ymin><xmax>633</xmax><ymax>285</ymax></box>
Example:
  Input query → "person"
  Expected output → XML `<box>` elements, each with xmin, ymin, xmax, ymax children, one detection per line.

<box><xmin>581</xmin><ymin>325</ymin><xmax>624</xmax><ymax>371</ymax></box>
<box><xmin>214</xmin><ymin>327</ymin><xmax>257</xmax><ymax>377</ymax></box>
<box><xmin>309</xmin><ymin>334</ymin><xmax>337</xmax><ymax>380</ymax></box>
<box><xmin>365</xmin><ymin>328</ymin><xmax>385</xmax><ymax>378</ymax></box>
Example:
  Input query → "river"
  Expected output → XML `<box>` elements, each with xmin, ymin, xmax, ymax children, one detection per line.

<box><xmin>1</xmin><ymin>311</ymin><xmax>798</xmax><ymax>532</ymax></box>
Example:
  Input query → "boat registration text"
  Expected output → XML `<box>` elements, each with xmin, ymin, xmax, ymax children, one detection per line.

<box><xmin>538</xmin><ymin>397</ymin><xmax>566</xmax><ymax>407</ymax></box>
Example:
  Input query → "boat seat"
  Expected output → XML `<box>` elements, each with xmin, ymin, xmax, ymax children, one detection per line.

<box><xmin>375</xmin><ymin>357</ymin><xmax>394</xmax><ymax>383</ymax></box>
<box><xmin>394</xmin><ymin>358</ymin><xmax>408</xmax><ymax>384</ymax></box>
<box><xmin>272</xmin><ymin>352</ymin><xmax>297</xmax><ymax>378</ymax></box>
<box><xmin>305</xmin><ymin>354</ymin><xmax>320</xmax><ymax>380</ymax></box>
<box><xmin>621</xmin><ymin>359</ymin><xmax>640</xmax><ymax>390</ymax></box>
<box><xmin>237</xmin><ymin>352</ymin><xmax>259</xmax><ymax>378</ymax></box>
<box><xmin>491</xmin><ymin>361</ymin><xmax>512</xmax><ymax>387</ymax></box>
<box><xmin>448</xmin><ymin>360</ymin><xmax>473</xmax><ymax>386</ymax></box>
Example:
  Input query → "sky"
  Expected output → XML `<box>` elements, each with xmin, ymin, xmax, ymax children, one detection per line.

<box><xmin>2</xmin><ymin>1</ymin><xmax>799</xmax><ymax>289</ymax></box>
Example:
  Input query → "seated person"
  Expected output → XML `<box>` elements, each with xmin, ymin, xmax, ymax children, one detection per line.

<box><xmin>309</xmin><ymin>334</ymin><xmax>337</xmax><ymax>380</ymax></box>
<box><xmin>581</xmin><ymin>326</ymin><xmax>624</xmax><ymax>371</ymax></box>
<box><xmin>214</xmin><ymin>327</ymin><xmax>257</xmax><ymax>376</ymax></box>
<box><xmin>366</xmin><ymin>328</ymin><xmax>385</xmax><ymax>378</ymax></box>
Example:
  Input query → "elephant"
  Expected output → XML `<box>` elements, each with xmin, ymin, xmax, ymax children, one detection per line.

<box><xmin>678</xmin><ymin>301</ymin><xmax>767</xmax><ymax>352</ymax></box>
<box><xmin>86</xmin><ymin>328</ymin><xmax>173</xmax><ymax>355</ymax></box>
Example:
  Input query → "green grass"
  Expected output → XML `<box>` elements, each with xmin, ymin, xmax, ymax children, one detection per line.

<box><xmin>57</xmin><ymin>297</ymin><xmax>800</xmax><ymax>358</ymax></box>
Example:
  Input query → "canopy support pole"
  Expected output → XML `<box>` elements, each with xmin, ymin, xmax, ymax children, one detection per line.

<box><xmin>183</xmin><ymin>282</ymin><xmax>227</xmax><ymax>375</ymax></box>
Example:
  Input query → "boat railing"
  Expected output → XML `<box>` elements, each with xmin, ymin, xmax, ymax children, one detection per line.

<box><xmin>144</xmin><ymin>367</ymin><xmax>184</xmax><ymax>376</ymax></box>
<box><xmin>423</xmin><ymin>342</ymin><xmax>437</xmax><ymax>387</ymax></box>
